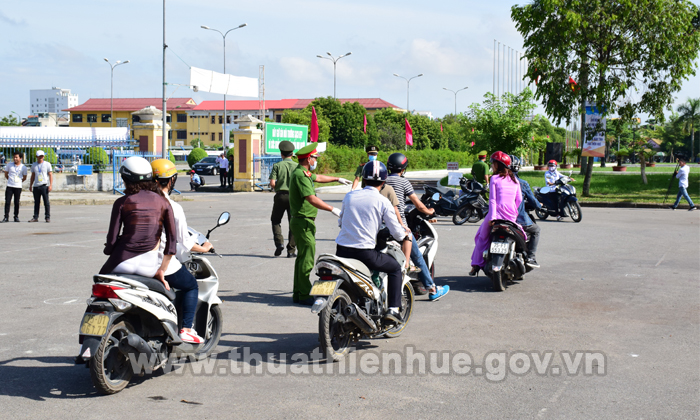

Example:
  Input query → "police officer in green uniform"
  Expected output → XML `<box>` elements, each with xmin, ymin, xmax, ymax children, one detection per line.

<box><xmin>351</xmin><ymin>145</ymin><xmax>379</xmax><ymax>190</ymax></box>
<box><xmin>269</xmin><ymin>141</ymin><xmax>298</xmax><ymax>257</ymax></box>
<box><xmin>289</xmin><ymin>143</ymin><xmax>351</xmax><ymax>305</ymax></box>
<box><xmin>471</xmin><ymin>150</ymin><xmax>491</xmax><ymax>186</ymax></box>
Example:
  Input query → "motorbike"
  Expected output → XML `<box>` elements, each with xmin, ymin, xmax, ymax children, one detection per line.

<box><xmin>76</xmin><ymin>212</ymin><xmax>230</xmax><ymax>394</ymax></box>
<box><xmin>482</xmin><ymin>219</ymin><xmax>532</xmax><ymax>291</ymax></box>
<box><xmin>421</xmin><ymin>184</ymin><xmax>469</xmax><ymax>223</ymax></box>
<box><xmin>453</xmin><ymin>178</ymin><xmax>489</xmax><ymax>225</ymax></box>
<box><xmin>533</xmin><ymin>171</ymin><xmax>582</xmax><ymax>223</ymax></box>
<box><xmin>405</xmin><ymin>208</ymin><xmax>438</xmax><ymax>295</ymax></box>
<box><xmin>309</xmin><ymin>238</ymin><xmax>415</xmax><ymax>361</ymax></box>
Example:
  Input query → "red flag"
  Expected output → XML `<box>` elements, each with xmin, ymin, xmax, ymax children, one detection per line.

<box><xmin>405</xmin><ymin>119</ymin><xmax>413</xmax><ymax>146</ymax></box>
<box><xmin>310</xmin><ymin>106</ymin><xmax>318</xmax><ymax>143</ymax></box>
<box><xmin>440</xmin><ymin>123</ymin><xmax>443</xmax><ymax>133</ymax></box>
<box><xmin>470</xmin><ymin>141</ymin><xmax>475</xmax><ymax>147</ymax></box>
<box><xmin>569</xmin><ymin>76</ymin><xmax>578</xmax><ymax>92</ymax></box>
<box><xmin>363</xmin><ymin>114</ymin><xmax>367</xmax><ymax>134</ymax></box>
<box><xmin>576</xmin><ymin>140</ymin><xmax>580</xmax><ymax>148</ymax></box>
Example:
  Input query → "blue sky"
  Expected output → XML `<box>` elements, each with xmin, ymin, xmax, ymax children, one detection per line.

<box><xmin>1</xmin><ymin>0</ymin><xmax>698</xmax><ymax>123</ymax></box>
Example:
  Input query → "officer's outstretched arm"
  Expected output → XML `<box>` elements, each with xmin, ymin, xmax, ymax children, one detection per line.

<box><xmin>305</xmin><ymin>195</ymin><xmax>340</xmax><ymax>216</ymax></box>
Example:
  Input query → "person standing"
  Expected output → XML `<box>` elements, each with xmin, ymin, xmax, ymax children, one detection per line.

<box><xmin>351</xmin><ymin>145</ymin><xmax>379</xmax><ymax>190</ymax></box>
<box><xmin>218</xmin><ymin>152</ymin><xmax>229</xmax><ymax>187</ymax></box>
<box><xmin>2</xmin><ymin>151</ymin><xmax>28</xmax><ymax>223</ymax></box>
<box><xmin>227</xmin><ymin>152</ymin><xmax>234</xmax><ymax>187</ymax></box>
<box><xmin>471</xmin><ymin>151</ymin><xmax>491</xmax><ymax>186</ymax></box>
<box><xmin>29</xmin><ymin>150</ymin><xmax>53</xmax><ymax>223</ymax></box>
<box><xmin>269</xmin><ymin>141</ymin><xmax>298</xmax><ymax>258</ymax></box>
<box><xmin>510</xmin><ymin>155</ymin><xmax>541</xmax><ymax>268</ymax></box>
<box><xmin>288</xmin><ymin>143</ymin><xmax>351</xmax><ymax>305</ymax></box>
<box><xmin>669</xmin><ymin>158</ymin><xmax>696</xmax><ymax>211</ymax></box>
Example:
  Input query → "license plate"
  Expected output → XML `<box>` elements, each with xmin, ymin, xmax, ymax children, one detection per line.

<box><xmin>310</xmin><ymin>281</ymin><xmax>337</xmax><ymax>296</ymax></box>
<box><xmin>79</xmin><ymin>313</ymin><xmax>110</xmax><ymax>336</ymax></box>
<box><xmin>490</xmin><ymin>241</ymin><xmax>509</xmax><ymax>255</ymax></box>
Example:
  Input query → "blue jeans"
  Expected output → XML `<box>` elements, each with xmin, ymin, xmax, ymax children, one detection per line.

<box><xmin>673</xmin><ymin>186</ymin><xmax>694</xmax><ymax>208</ymax></box>
<box><xmin>410</xmin><ymin>235</ymin><xmax>434</xmax><ymax>289</ymax></box>
<box><xmin>165</xmin><ymin>266</ymin><xmax>199</xmax><ymax>329</ymax></box>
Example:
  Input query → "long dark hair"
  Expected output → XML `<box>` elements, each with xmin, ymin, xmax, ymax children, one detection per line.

<box><xmin>124</xmin><ymin>180</ymin><xmax>165</xmax><ymax>197</ymax></box>
<box><xmin>493</xmin><ymin>161</ymin><xmax>518</xmax><ymax>184</ymax></box>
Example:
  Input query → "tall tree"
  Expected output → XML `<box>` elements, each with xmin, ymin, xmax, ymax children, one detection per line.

<box><xmin>0</xmin><ymin>115</ymin><xmax>21</xmax><ymax>126</ymax></box>
<box><xmin>512</xmin><ymin>0</ymin><xmax>700</xmax><ymax>195</ymax></box>
<box><xmin>677</xmin><ymin>97</ymin><xmax>700</xmax><ymax>162</ymax></box>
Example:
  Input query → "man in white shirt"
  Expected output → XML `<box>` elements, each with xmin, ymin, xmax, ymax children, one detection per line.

<box><xmin>29</xmin><ymin>150</ymin><xmax>53</xmax><ymax>223</ymax></box>
<box><xmin>336</xmin><ymin>161</ymin><xmax>411</xmax><ymax>324</ymax></box>
<box><xmin>217</xmin><ymin>153</ymin><xmax>229</xmax><ymax>188</ymax></box>
<box><xmin>3</xmin><ymin>151</ymin><xmax>28</xmax><ymax>223</ymax></box>
<box><xmin>669</xmin><ymin>158</ymin><xmax>695</xmax><ymax>211</ymax></box>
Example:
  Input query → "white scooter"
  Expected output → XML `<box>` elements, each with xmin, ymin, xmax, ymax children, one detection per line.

<box><xmin>76</xmin><ymin>212</ymin><xmax>230</xmax><ymax>394</ymax></box>
<box><xmin>405</xmin><ymin>207</ymin><xmax>439</xmax><ymax>295</ymax></box>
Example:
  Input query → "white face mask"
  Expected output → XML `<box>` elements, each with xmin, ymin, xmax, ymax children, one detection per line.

<box><xmin>310</xmin><ymin>160</ymin><xmax>317</xmax><ymax>171</ymax></box>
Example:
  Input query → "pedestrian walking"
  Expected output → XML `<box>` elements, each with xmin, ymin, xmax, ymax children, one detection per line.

<box><xmin>269</xmin><ymin>141</ymin><xmax>298</xmax><ymax>258</ymax></box>
<box><xmin>669</xmin><ymin>158</ymin><xmax>696</xmax><ymax>211</ymax></box>
<box><xmin>351</xmin><ymin>145</ymin><xmax>379</xmax><ymax>190</ymax></box>
<box><xmin>29</xmin><ymin>150</ymin><xmax>53</xmax><ymax>223</ymax></box>
<box><xmin>288</xmin><ymin>143</ymin><xmax>351</xmax><ymax>305</ymax></box>
<box><xmin>2</xmin><ymin>151</ymin><xmax>28</xmax><ymax>223</ymax></box>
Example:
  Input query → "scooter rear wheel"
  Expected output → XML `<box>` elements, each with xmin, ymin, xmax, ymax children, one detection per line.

<box><xmin>491</xmin><ymin>270</ymin><xmax>506</xmax><ymax>292</ymax></box>
<box><xmin>90</xmin><ymin>320</ymin><xmax>134</xmax><ymax>395</ymax></box>
<box><xmin>535</xmin><ymin>208</ymin><xmax>549</xmax><ymax>220</ymax></box>
<box><xmin>319</xmin><ymin>289</ymin><xmax>354</xmax><ymax>361</ymax></box>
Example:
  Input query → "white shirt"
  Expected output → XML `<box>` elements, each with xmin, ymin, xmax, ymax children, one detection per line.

<box><xmin>219</xmin><ymin>157</ymin><xmax>229</xmax><ymax>170</ymax></box>
<box><xmin>676</xmin><ymin>165</ymin><xmax>690</xmax><ymax>188</ymax></box>
<box><xmin>545</xmin><ymin>169</ymin><xmax>563</xmax><ymax>185</ymax></box>
<box><xmin>4</xmin><ymin>162</ymin><xmax>27</xmax><ymax>188</ymax></box>
<box><xmin>160</xmin><ymin>195</ymin><xmax>198</xmax><ymax>275</ymax></box>
<box><xmin>31</xmin><ymin>161</ymin><xmax>52</xmax><ymax>186</ymax></box>
<box><xmin>336</xmin><ymin>186</ymin><xmax>407</xmax><ymax>249</ymax></box>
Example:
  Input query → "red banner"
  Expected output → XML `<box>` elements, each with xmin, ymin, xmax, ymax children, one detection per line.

<box><xmin>310</xmin><ymin>106</ymin><xmax>318</xmax><ymax>142</ymax></box>
<box><xmin>405</xmin><ymin>119</ymin><xmax>413</xmax><ymax>146</ymax></box>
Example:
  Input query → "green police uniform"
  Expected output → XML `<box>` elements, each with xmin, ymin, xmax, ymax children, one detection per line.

<box><xmin>289</xmin><ymin>143</ymin><xmax>320</xmax><ymax>302</ymax></box>
<box><xmin>270</xmin><ymin>152</ymin><xmax>298</xmax><ymax>255</ymax></box>
<box><xmin>471</xmin><ymin>159</ymin><xmax>490</xmax><ymax>185</ymax></box>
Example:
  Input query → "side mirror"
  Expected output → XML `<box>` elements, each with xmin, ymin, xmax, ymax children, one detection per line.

<box><xmin>568</xmin><ymin>170</ymin><xmax>573</xmax><ymax>176</ymax></box>
<box><xmin>217</xmin><ymin>212</ymin><xmax>230</xmax><ymax>226</ymax></box>
<box><xmin>431</xmin><ymin>192</ymin><xmax>440</xmax><ymax>201</ymax></box>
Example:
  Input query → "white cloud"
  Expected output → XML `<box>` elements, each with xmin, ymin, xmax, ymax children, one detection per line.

<box><xmin>279</xmin><ymin>57</ymin><xmax>324</xmax><ymax>83</ymax></box>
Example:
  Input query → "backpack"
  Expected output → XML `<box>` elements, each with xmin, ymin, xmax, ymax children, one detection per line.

<box><xmin>200</xmin><ymin>177</ymin><xmax>205</xmax><ymax>186</ymax></box>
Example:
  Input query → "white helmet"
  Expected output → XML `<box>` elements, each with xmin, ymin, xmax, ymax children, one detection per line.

<box><xmin>120</xmin><ymin>156</ymin><xmax>153</xmax><ymax>183</ymax></box>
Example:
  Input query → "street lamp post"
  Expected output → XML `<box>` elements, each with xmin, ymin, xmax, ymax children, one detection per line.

<box><xmin>393</xmin><ymin>73</ymin><xmax>423</xmax><ymax>113</ymax></box>
<box><xmin>201</xmin><ymin>23</ymin><xmax>247</xmax><ymax>149</ymax></box>
<box><xmin>443</xmin><ymin>86</ymin><xmax>468</xmax><ymax>116</ymax></box>
<box><xmin>10</xmin><ymin>111</ymin><xmax>21</xmax><ymax>126</ymax></box>
<box><xmin>316</xmin><ymin>52</ymin><xmax>352</xmax><ymax>99</ymax></box>
<box><xmin>104</xmin><ymin>58</ymin><xmax>130</xmax><ymax>127</ymax></box>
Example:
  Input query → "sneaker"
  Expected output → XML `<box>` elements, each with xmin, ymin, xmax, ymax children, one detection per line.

<box><xmin>180</xmin><ymin>329</ymin><xmax>204</xmax><ymax>344</ymax></box>
<box><xmin>557</xmin><ymin>216</ymin><xmax>563</xmax><ymax>221</ymax></box>
<box><xmin>274</xmin><ymin>246</ymin><xmax>284</xmax><ymax>257</ymax></box>
<box><xmin>28</xmin><ymin>218</ymin><xmax>38</xmax><ymax>223</ymax></box>
<box><xmin>0</xmin><ymin>217</ymin><xmax>7</xmax><ymax>223</ymax></box>
<box><xmin>14</xmin><ymin>217</ymin><xmax>20</xmax><ymax>223</ymax></box>
<box><xmin>287</xmin><ymin>251</ymin><xmax>297</xmax><ymax>258</ymax></box>
<box><xmin>429</xmin><ymin>285</ymin><xmax>450</xmax><ymax>301</ymax></box>
<box><xmin>383</xmin><ymin>308</ymin><xmax>403</xmax><ymax>324</ymax></box>
<box><xmin>668</xmin><ymin>206</ymin><xmax>676</xmax><ymax>210</ymax></box>
<box><xmin>689</xmin><ymin>206</ymin><xmax>696</xmax><ymax>212</ymax></box>
<box><xmin>526</xmin><ymin>258</ymin><xmax>540</xmax><ymax>268</ymax></box>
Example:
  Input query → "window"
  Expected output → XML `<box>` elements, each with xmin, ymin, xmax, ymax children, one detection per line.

<box><xmin>132</xmin><ymin>115</ymin><xmax>141</xmax><ymax>124</ymax></box>
<box><xmin>177</xmin><ymin>130</ymin><xmax>187</xmax><ymax>139</ymax></box>
<box><xmin>168</xmin><ymin>131</ymin><xmax>172</xmax><ymax>140</ymax></box>
<box><xmin>72</xmin><ymin>114</ymin><xmax>82</xmax><ymax>123</ymax></box>
<box><xmin>219</xmin><ymin>133</ymin><xmax>223</xmax><ymax>141</ymax></box>
<box><xmin>276</xmin><ymin>114</ymin><xmax>282</xmax><ymax>122</ymax></box>
<box><xmin>166</xmin><ymin>115</ymin><xmax>171</xmax><ymax>123</ymax></box>
<box><xmin>218</xmin><ymin>116</ymin><xmax>223</xmax><ymax>124</ymax></box>
<box><xmin>87</xmin><ymin>114</ymin><xmax>97</xmax><ymax>123</ymax></box>
<box><xmin>211</xmin><ymin>133</ymin><xmax>215</xmax><ymax>142</ymax></box>
<box><xmin>177</xmin><ymin>113</ymin><xmax>187</xmax><ymax>123</ymax></box>
<box><xmin>211</xmin><ymin>115</ymin><xmax>215</xmax><ymax>123</ymax></box>
<box><xmin>101</xmin><ymin>114</ymin><xmax>111</xmax><ymax>123</ymax></box>
<box><xmin>226</xmin><ymin>115</ymin><xmax>231</xmax><ymax>124</ymax></box>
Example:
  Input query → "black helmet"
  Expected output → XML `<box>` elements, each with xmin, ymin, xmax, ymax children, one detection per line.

<box><xmin>387</xmin><ymin>152</ymin><xmax>408</xmax><ymax>174</ymax></box>
<box><xmin>362</xmin><ymin>161</ymin><xmax>388</xmax><ymax>181</ymax></box>
<box><xmin>509</xmin><ymin>155</ymin><xmax>521</xmax><ymax>173</ymax></box>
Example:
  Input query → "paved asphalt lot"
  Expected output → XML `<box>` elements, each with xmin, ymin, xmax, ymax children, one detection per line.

<box><xmin>0</xmin><ymin>189</ymin><xmax>698</xmax><ymax>420</ymax></box>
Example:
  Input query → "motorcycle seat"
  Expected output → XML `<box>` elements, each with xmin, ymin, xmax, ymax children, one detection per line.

<box><xmin>317</xmin><ymin>254</ymin><xmax>372</xmax><ymax>278</ymax></box>
<box><xmin>94</xmin><ymin>273</ymin><xmax>176</xmax><ymax>301</ymax></box>
<box><xmin>490</xmin><ymin>219</ymin><xmax>528</xmax><ymax>252</ymax></box>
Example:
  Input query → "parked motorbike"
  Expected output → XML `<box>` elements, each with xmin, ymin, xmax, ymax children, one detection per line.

<box><xmin>453</xmin><ymin>178</ymin><xmax>489</xmax><ymax>225</ymax></box>
<box><xmin>405</xmin><ymin>208</ymin><xmax>438</xmax><ymax>295</ymax></box>
<box><xmin>76</xmin><ymin>212</ymin><xmax>230</xmax><ymax>394</ymax></box>
<box><xmin>482</xmin><ymin>219</ymin><xmax>531</xmax><ymax>291</ymax></box>
<box><xmin>421</xmin><ymin>184</ymin><xmax>470</xmax><ymax>221</ymax></box>
<box><xmin>309</xmin><ymin>239</ymin><xmax>415</xmax><ymax>361</ymax></box>
<box><xmin>533</xmin><ymin>171</ymin><xmax>582</xmax><ymax>222</ymax></box>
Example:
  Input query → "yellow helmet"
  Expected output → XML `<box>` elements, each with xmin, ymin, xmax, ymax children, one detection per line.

<box><xmin>151</xmin><ymin>159</ymin><xmax>177</xmax><ymax>179</ymax></box>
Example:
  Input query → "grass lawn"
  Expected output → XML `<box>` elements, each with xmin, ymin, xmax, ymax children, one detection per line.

<box><xmin>575</xmin><ymin>164</ymin><xmax>700</xmax><ymax>173</ymax></box>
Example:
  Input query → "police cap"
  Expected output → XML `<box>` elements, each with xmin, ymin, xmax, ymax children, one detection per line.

<box><xmin>366</xmin><ymin>145</ymin><xmax>379</xmax><ymax>154</ymax></box>
<box><xmin>296</xmin><ymin>143</ymin><xmax>318</xmax><ymax>159</ymax></box>
<box><xmin>279</xmin><ymin>141</ymin><xmax>295</xmax><ymax>153</ymax></box>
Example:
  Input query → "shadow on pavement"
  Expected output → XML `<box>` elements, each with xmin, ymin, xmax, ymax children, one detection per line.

<box><xmin>437</xmin><ymin>275</ymin><xmax>497</xmax><ymax>293</ymax></box>
<box><xmin>220</xmin><ymin>291</ymin><xmax>296</xmax><ymax>307</ymax></box>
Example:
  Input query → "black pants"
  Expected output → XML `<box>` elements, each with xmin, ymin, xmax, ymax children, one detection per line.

<box><xmin>190</xmin><ymin>181</ymin><xmax>201</xmax><ymax>191</ymax></box>
<box><xmin>32</xmin><ymin>185</ymin><xmax>50</xmax><ymax>219</ymax></box>
<box><xmin>336</xmin><ymin>245</ymin><xmax>402</xmax><ymax>308</ymax></box>
<box><xmin>271</xmin><ymin>192</ymin><xmax>295</xmax><ymax>252</ymax></box>
<box><xmin>523</xmin><ymin>223</ymin><xmax>540</xmax><ymax>257</ymax></box>
<box><xmin>4</xmin><ymin>187</ymin><xmax>22</xmax><ymax>218</ymax></box>
<box><xmin>219</xmin><ymin>169</ymin><xmax>228</xmax><ymax>186</ymax></box>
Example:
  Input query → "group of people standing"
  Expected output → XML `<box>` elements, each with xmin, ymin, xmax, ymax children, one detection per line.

<box><xmin>2</xmin><ymin>149</ymin><xmax>52</xmax><ymax>223</ymax></box>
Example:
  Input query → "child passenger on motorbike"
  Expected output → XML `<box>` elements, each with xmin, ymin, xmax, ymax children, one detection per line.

<box><xmin>335</xmin><ymin>161</ymin><xmax>412</xmax><ymax>324</ymax></box>
<box><xmin>152</xmin><ymin>159</ymin><xmax>214</xmax><ymax>344</ymax></box>
<box><xmin>100</xmin><ymin>156</ymin><xmax>176</xmax><ymax>285</ymax></box>
<box><xmin>469</xmin><ymin>152</ymin><xmax>525</xmax><ymax>276</ymax></box>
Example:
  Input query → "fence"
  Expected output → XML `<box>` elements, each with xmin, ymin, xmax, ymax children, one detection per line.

<box><xmin>112</xmin><ymin>152</ymin><xmax>162</xmax><ymax>195</ymax></box>
<box><xmin>253</xmin><ymin>155</ymin><xmax>283</xmax><ymax>191</ymax></box>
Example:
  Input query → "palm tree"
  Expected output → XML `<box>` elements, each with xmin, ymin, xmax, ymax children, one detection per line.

<box><xmin>677</xmin><ymin>98</ymin><xmax>700</xmax><ymax>162</ymax></box>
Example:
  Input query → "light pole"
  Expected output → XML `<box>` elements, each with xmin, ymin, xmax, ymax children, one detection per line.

<box><xmin>443</xmin><ymin>86</ymin><xmax>468</xmax><ymax>116</ymax></box>
<box><xmin>10</xmin><ymin>111</ymin><xmax>21</xmax><ymax>126</ymax></box>
<box><xmin>393</xmin><ymin>73</ymin><xmax>423</xmax><ymax>113</ymax></box>
<box><xmin>201</xmin><ymin>23</ymin><xmax>247</xmax><ymax>149</ymax></box>
<box><xmin>103</xmin><ymin>58</ymin><xmax>130</xmax><ymax>127</ymax></box>
<box><xmin>316</xmin><ymin>52</ymin><xmax>352</xmax><ymax>99</ymax></box>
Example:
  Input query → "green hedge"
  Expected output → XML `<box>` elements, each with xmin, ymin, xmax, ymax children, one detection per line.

<box><xmin>316</xmin><ymin>144</ymin><xmax>476</xmax><ymax>174</ymax></box>
<box><xmin>26</xmin><ymin>148</ymin><xmax>58</xmax><ymax>164</ymax></box>
<box><xmin>187</xmin><ymin>148</ymin><xmax>208</xmax><ymax>168</ymax></box>
<box><xmin>84</xmin><ymin>147</ymin><xmax>109</xmax><ymax>171</ymax></box>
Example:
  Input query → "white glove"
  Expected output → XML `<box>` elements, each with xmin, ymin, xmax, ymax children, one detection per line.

<box><xmin>331</xmin><ymin>207</ymin><xmax>342</xmax><ymax>217</ymax></box>
<box><xmin>337</xmin><ymin>178</ymin><xmax>352</xmax><ymax>186</ymax></box>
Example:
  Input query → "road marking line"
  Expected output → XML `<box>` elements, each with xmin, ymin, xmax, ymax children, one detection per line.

<box><xmin>655</xmin><ymin>252</ymin><xmax>667</xmax><ymax>267</ymax></box>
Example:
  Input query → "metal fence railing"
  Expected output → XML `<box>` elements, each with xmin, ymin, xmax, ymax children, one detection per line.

<box><xmin>112</xmin><ymin>152</ymin><xmax>162</xmax><ymax>195</ymax></box>
<box><xmin>253</xmin><ymin>155</ymin><xmax>283</xmax><ymax>191</ymax></box>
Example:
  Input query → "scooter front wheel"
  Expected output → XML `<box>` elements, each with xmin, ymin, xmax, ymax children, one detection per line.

<box><xmin>90</xmin><ymin>320</ymin><xmax>134</xmax><ymax>395</ymax></box>
<box><xmin>384</xmin><ymin>282</ymin><xmax>415</xmax><ymax>338</ymax></box>
<box><xmin>535</xmin><ymin>208</ymin><xmax>549</xmax><ymax>220</ymax></box>
<box><xmin>567</xmin><ymin>202</ymin><xmax>582</xmax><ymax>223</ymax></box>
<box><xmin>195</xmin><ymin>305</ymin><xmax>223</xmax><ymax>360</ymax></box>
<box><xmin>452</xmin><ymin>205</ymin><xmax>473</xmax><ymax>225</ymax></box>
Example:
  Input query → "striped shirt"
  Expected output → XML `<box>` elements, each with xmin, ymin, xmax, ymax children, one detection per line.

<box><xmin>385</xmin><ymin>174</ymin><xmax>414</xmax><ymax>226</ymax></box>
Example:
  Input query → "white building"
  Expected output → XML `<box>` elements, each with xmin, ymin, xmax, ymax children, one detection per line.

<box><xmin>30</xmin><ymin>87</ymin><xmax>78</xmax><ymax>116</ymax></box>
